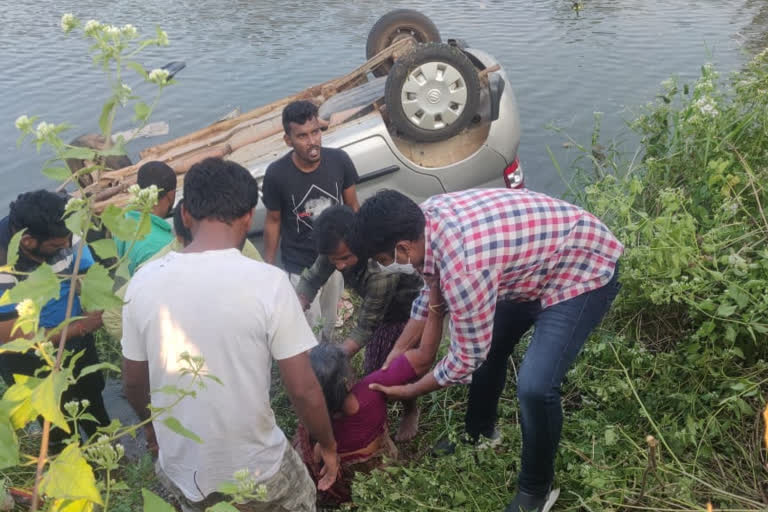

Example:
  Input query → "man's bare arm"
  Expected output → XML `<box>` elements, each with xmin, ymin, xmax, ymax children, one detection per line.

<box><xmin>122</xmin><ymin>357</ymin><xmax>151</xmax><ymax>421</ymax></box>
<box><xmin>0</xmin><ymin>311</ymin><xmax>102</xmax><ymax>345</ymax></box>
<box><xmin>263</xmin><ymin>210</ymin><xmax>282</xmax><ymax>265</ymax></box>
<box><xmin>341</xmin><ymin>185</ymin><xmax>360</xmax><ymax>212</ymax></box>
<box><xmin>382</xmin><ymin>317</ymin><xmax>426</xmax><ymax>369</ymax></box>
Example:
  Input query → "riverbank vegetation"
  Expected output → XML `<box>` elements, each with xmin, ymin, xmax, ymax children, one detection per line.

<box><xmin>335</xmin><ymin>51</ymin><xmax>768</xmax><ymax>511</ymax></box>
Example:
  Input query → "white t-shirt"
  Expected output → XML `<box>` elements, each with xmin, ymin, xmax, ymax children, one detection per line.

<box><xmin>121</xmin><ymin>249</ymin><xmax>317</xmax><ymax>500</ymax></box>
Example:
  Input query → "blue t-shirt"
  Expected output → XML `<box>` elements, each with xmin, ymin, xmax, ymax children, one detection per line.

<box><xmin>0</xmin><ymin>216</ymin><xmax>94</xmax><ymax>329</ymax></box>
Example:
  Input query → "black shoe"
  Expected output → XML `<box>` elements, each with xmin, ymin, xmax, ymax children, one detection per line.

<box><xmin>504</xmin><ymin>487</ymin><xmax>559</xmax><ymax>512</ymax></box>
<box><xmin>431</xmin><ymin>428</ymin><xmax>502</xmax><ymax>457</ymax></box>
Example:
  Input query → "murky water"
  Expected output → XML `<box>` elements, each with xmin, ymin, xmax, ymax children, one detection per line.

<box><xmin>2</xmin><ymin>0</ymin><xmax>767</xmax><ymax>214</ymax></box>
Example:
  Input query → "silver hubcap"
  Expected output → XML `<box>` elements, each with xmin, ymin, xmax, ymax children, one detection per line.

<box><xmin>400</xmin><ymin>61</ymin><xmax>468</xmax><ymax>131</ymax></box>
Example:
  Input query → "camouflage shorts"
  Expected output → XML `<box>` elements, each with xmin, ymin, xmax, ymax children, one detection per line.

<box><xmin>155</xmin><ymin>445</ymin><xmax>317</xmax><ymax>512</ymax></box>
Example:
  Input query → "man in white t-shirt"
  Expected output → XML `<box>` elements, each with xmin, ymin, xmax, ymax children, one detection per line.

<box><xmin>122</xmin><ymin>157</ymin><xmax>338</xmax><ymax>511</ymax></box>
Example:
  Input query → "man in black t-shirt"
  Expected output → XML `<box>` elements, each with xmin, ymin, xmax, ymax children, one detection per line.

<box><xmin>262</xmin><ymin>100</ymin><xmax>360</xmax><ymax>341</ymax></box>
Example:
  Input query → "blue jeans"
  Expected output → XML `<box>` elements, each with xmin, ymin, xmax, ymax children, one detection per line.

<box><xmin>465</xmin><ymin>266</ymin><xmax>621</xmax><ymax>496</ymax></box>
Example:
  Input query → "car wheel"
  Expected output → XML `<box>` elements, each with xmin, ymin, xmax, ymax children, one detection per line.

<box><xmin>366</xmin><ymin>9</ymin><xmax>441</xmax><ymax>77</ymax></box>
<box><xmin>385</xmin><ymin>43</ymin><xmax>481</xmax><ymax>143</ymax></box>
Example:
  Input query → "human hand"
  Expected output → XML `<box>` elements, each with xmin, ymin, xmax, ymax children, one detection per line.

<box><xmin>368</xmin><ymin>382</ymin><xmax>417</xmax><ymax>401</ymax></box>
<box><xmin>370</xmin><ymin>373</ymin><xmax>442</xmax><ymax>401</ymax></box>
<box><xmin>313</xmin><ymin>442</ymin><xmax>340</xmax><ymax>491</ymax></box>
<box><xmin>81</xmin><ymin>310</ymin><xmax>103</xmax><ymax>333</ymax></box>
<box><xmin>297</xmin><ymin>294</ymin><xmax>311</xmax><ymax>311</ymax></box>
<box><xmin>381</xmin><ymin>345</ymin><xmax>405</xmax><ymax>371</ymax></box>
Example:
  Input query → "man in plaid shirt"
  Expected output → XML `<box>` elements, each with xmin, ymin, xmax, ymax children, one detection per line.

<box><xmin>357</xmin><ymin>188</ymin><xmax>623</xmax><ymax>512</ymax></box>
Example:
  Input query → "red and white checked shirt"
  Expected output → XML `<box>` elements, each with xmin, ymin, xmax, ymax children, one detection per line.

<box><xmin>411</xmin><ymin>188</ymin><xmax>624</xmax><ymax>386</ymax></box>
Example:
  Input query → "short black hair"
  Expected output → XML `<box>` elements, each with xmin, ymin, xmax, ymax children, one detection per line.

<box><xmin>8</xmin><ymin>190</ymin><xmax>69</xmax><ymax>241</ymax></box>
<box><xmin>355</xmin><ymin>189</ymin><xmax>425</xmax><ymax>255</ymax></box>
<box><xmin>312</xmin><ymin>205</ymin><xmax>357</xmax><ymax>255</ymax></box>
<box><xmin>282</xmin><ymin>100</ymin><xmax>319</xmax><ymax>135</ymax></box>
<box><xmin>309</xmin><ymin>344</ymin><xmax>351</xmax><ymax>415</ymax></box>
<box><xmin>172</xmin><ymin>199</ymin><xmax>192</xmax><ymax>245</ymax></box>
<box><xmin>183</xmin><ymin>157</ymin><xmax>259</xmax><ymax>223</ymax></box>
<box><xmin>137</xmin><ymin>161</ymin><xmax>177</xmax><ymax>198</ymax></box>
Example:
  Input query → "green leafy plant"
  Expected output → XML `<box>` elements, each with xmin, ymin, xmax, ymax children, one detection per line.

<box><xmin>0</xmin><ymin>14</ymin><xmax>207</xmax><ymax>512</ymax></box>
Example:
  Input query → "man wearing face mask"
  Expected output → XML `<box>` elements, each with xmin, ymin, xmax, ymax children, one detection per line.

<box><xmin>262</xmin><ymin>100</ymin><xmax>360</xmax><ymax>342</ymax></box>
<box><xmin>295</xmin><ymin>205</ymin><xmax>423</xmax><ymax>440</ymax></box>
<box><xmin>0</xmin><ymin>190</ymin><xmax>110</xmax><ymax>453</ymax></box>
<box><xmin>354</xmin><ymin>188</ymin><xmax>624</xmax><ymax>512</ymax></box>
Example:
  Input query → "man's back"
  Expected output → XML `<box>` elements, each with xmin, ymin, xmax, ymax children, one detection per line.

<box><xmin>122</xmin><ymin>248</ymin><xmax>316</xmax><ymax>498</ymax></box>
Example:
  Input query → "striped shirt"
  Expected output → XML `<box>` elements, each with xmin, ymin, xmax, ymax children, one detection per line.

<box><xmin>410</xmin><ymin>189</ymin><xmax>623</xmax><ymax>386</ymax></box>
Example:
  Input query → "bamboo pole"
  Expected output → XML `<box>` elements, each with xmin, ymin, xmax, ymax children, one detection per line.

<box><xmin>86</xmin><ymin>37</ymin><xmax>416</xmax><ymax>212</ymax></box>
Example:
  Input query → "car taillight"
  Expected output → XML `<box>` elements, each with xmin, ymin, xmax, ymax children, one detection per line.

<box><xmin>503</xmin><ymin>157</ymin><xmax>524</xmax><ymax>188</ymax></box>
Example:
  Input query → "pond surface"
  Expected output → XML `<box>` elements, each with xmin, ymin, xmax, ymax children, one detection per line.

<box><xmin>2</xmin><ymin>0</ymin><xmax>768</xmax><ymax>214</ymax></box>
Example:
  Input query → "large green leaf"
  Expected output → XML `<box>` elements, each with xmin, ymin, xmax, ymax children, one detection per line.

<box><xmin>6</xmin><ymin>229</ymin><xmax>24</xmax><ymax>268</ymax></box>
<box><xmin>0</xmin><ymin>402</ymin><xmax>19</xmax><ymax>469</ymax></box>
<box><xmin>43</xmin><ymin>167</ymin><xmax>73</xmax><ymax>181</ymax></box>
<box><xmin>142</xmin><ymin>488</ymin><xmax>176</xmax><ymax>512</ymax></box>
<box><xmin>80</xmin><ymin>263</ymin><xmax>122</xmax><ymax>311</ymax></box>
<box><xmin>60</xmin><ymin>147</ymin><xmax>97</xmax><ymax>161</ymax></box>
<box><xmin>4</xmin><ymin>374</ymin><xmax>43</xmax><ymax>429</ymax></box>
<box><xmin>78</xmin><ymin>362</ymin><xmax>120</xmax><ymax>379</ymax></box>
<box><xmin>0</xmin><ymin>338</ymin><xmax>37</xmax><ymax>354</ymax></box>
<box><xmin>40</xmin><ymin>443</ymin><xmax>103</xmax><ymax>505</ymax></box>
<box><xmin>49</xmin><ymin>499</ymin><xmax>96</xmax><ymax>512</ymax></box>
<box><xmin>125</xmin><ymin>61</ymin><xmax>148</xmax><ymax>79</ymax></box>
<box><xmin>30</xmin><ymin>370</ymin><xmax>71</xmax><ymax>432</ymax></box>
<box><xmin>162</xmin><ymin>416</ymin><xmax>203</xmax><ymax>443</ymax></box>
<box><xmin>134</xmin><ymin>101</ymin><xmax>151</xmax><ymax>122</ymax></box>
<box><xmin>8</xmin><ymin>263</ymin><xmax>60</xmax><ymax>308</ymax></box>
<box><xmin>88</xmin><ymin>239</ymin><xmax>118</xmax><ymax>260</ymax></box>
<box><xmin>100</xmin><ymin>205</ymin><xmax>146</xmax><ymax>241</ymax></box>
<box><xmin>64</xmin><ymin>208</ymin><xmax>89</xmax><ymax>238</ymax></box>
<box><xmin>98</xmin><ymin>98</ymin><xmax>117</xmax><ymax>140</ymax></box>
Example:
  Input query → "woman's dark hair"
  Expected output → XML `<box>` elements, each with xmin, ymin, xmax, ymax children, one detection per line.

<box><xmin>172</xmin><ymin>199</ymin><xmax>192</xmax><ymax>245</ymax></box>
<box><xmin>282</xmin><ymin>100</ymin><xmax>319</xmax><ymax>135</ymax></box>
<box><xmin>309</xmin><ymin>344</ymin><xmax>351</xmax><ymax>415</ymax></box>
<box><xmin>312</xmin><ymin>205</ymin><xmax>360</xmax><ymax>255</ymax></box>
<box><xmin>8</xmin><ymin>190</ymin><xmax>69</xmax><ymax>240</ymax></box>
<box><xmin>183</xmin><ymin>158</ymin><xmax>259</xmax><ymax>223</ymax></box>
<box><xmin>355</xmin><ymin>189</ymin><xmax>425</xmax><ymax>256</ymax></box>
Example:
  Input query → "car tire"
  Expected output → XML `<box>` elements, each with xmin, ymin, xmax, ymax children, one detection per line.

<box><xmin>385</xmin><ymin>43</ymin><xmax>481</xmax><ymax>143</ymax></box>
<box><xmin>366</xmin><ymin>9</ymin><xmax>441</xmax><ymax>77</ymax></box>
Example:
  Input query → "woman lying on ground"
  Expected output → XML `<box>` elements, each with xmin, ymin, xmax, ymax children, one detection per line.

<box><xmin>294</xmin><ymin>282</ymin><xmax>446</xmax><ymax>505</ymax></box>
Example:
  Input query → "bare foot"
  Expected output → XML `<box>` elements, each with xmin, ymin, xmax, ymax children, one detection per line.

<box><xmin>395</xmin><ymin>402</ymin><xmax>420</xmax><ymax>442</ymax></box>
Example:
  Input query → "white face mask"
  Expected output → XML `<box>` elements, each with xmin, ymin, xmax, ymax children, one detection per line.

<box><xmin>378</xmin><ymin>247</ymin><xmax>417</xmax><ymax>275</ymax></box>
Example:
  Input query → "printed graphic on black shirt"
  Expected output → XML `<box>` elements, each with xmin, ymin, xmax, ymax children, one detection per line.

<box><xmin>292</xmin><ymin>183</ymin><xmax>339</xmax><ymax>232</ymax></box>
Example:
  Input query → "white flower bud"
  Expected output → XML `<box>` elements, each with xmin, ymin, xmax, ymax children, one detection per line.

<box><xmin>104</xmin><ymin>25</ymin><xmax>121</xmax><ymax>37</ymax></box>
<box><xmin>15</xmin><ymin>299</ymin><xmax>38</xmax><ymax>319</ymax></box>
<box><xmin>64</xmin><ymin>400</ymin><xmax>80</xmax><ymax>416</ymax></box>
<box><xmin>84</xmin><ymin>19</ymin><xmax>101</xmax><ymax>35</ymax></box>
<box><xmin>121</xmin><ymin>24</ymin><xmax>137</xmax><ymax>38</ymax></box>
<box><xmin>15</xmin><ymin>115</ymin><xmax>32</xmax><ymax>132</ymax></box>
<box><xmin>61</xmin><ymin>13</ymin><xmax>77</xmax><ymax>33</ymax></box>
<box><xmin>148</xmin><ymin>68</ymin><xmax>170</xmax><ymax>85</ymax></box>
<box><xmin>35</xmin><ymin>121</ymin><xmax>54</xmax><ymax>140</ymax></box>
